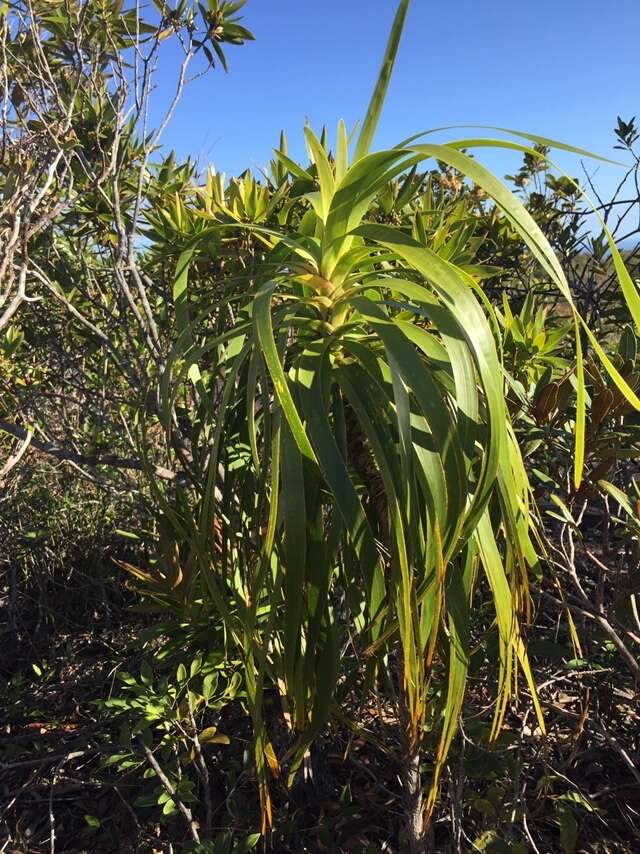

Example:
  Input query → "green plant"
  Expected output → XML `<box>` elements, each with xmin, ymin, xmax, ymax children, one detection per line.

<box><xmin>144</xmin><ymin>3</ymin><xmax>640</xmax><ymax>850</ymax></box>
<box><xmin>499</xmin><ymin>292</ymin><xmax>571</xmax><ymax>388</ymax></box>
<box><xmin>100</xmin><ymin>649</ymin><xmax>242</xmax><ymax>837</ymax></box>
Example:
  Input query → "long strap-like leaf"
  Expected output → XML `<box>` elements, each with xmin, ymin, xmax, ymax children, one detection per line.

<box><xmin>354</xmin><ymin>0</ymin><xmax>412</xmax><ymax>162</ymax></box>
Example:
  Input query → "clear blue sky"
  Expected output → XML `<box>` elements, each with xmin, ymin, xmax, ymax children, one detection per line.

<box><xmin>151</xmin><ymin>0</ymin><xmax>639</xmax><ymax>199</ymax></box>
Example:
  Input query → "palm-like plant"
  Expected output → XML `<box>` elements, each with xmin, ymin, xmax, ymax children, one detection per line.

<box><xmin>149</xmin><ymin>1</ymin><xmax>640</xmax><ymax>848</ymax></box>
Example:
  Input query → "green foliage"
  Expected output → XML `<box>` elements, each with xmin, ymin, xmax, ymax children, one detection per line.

<box><xmin>499</xmin><ymin>292</ymin><xmax>571</xmax><ymax>387</ymax></box>
<box><xmin>2</xmin><ymin>0</ymin><xmax>640</xmax><ymax>851</ymax></box>
<box><xmin>143</xmin><ymin>16</ymin><xmax>639</xmax><ymax>840</ymax></box>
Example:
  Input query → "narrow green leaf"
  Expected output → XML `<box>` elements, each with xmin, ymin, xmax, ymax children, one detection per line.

<box><xmin>254</xmin><ymin>284</ymin><xmax>317</xmax><ymax>463</ymax></box>
<box><xmin>354</xmin><ymin>0</ymin><xmax>412</xmax><ymax>161</ymax></box>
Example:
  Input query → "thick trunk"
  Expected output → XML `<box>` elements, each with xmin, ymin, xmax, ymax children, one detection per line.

<box><xmin>399</xmin><ymin>689</ymin><xmax>433</xmax><ymax>854</ymax></box>
<box><xmin>344</xmin><ymin>403</ymin><xmax>388</xmax><ymax>535</ymax></box>
<box><xmin>401</xmin><ymin>745</ymin><xmax>428</xmax><ymax>854</ymax></box>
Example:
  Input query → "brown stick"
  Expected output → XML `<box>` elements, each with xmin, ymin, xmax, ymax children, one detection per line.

<box><xmin>139</xmin><ymin>741</ymin><xmax>200</xmax><ymax>843</ymax></box>
<box><xmin>540</xmin><ymin>591</ymin><xmax>640</xmax><ymax>682</ymax></box>
<box><xmin>0</xmin><ymin>417</ymin><xmax>176</xmax><ymax>481</ymax></box>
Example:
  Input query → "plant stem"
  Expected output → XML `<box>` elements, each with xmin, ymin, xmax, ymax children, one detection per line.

<box><xmin>139</xmin><ymin>741</ymin><xmax>200</xmax><ymax>843</ymax></box>
<box><xmin>399</xmin><ymin>687</ymin><xmax>430</xmax><ymax>854</ymax></box>
<box><xmin>401</xmin><ymin>743</ymin><xmax>427</xmax><ymax>854</ymax></box>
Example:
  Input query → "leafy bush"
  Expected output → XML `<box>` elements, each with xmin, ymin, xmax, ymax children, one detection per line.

<box><xmin>2</xmin><ymin>1</ymin><xmax>640</xmax><ymax>852</ymax></box>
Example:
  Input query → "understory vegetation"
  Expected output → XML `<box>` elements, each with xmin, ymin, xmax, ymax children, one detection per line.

<box><xmin>1</xmin><ymin>2</ymin><xmax>639</xmax><ymax>852</ymax></box>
